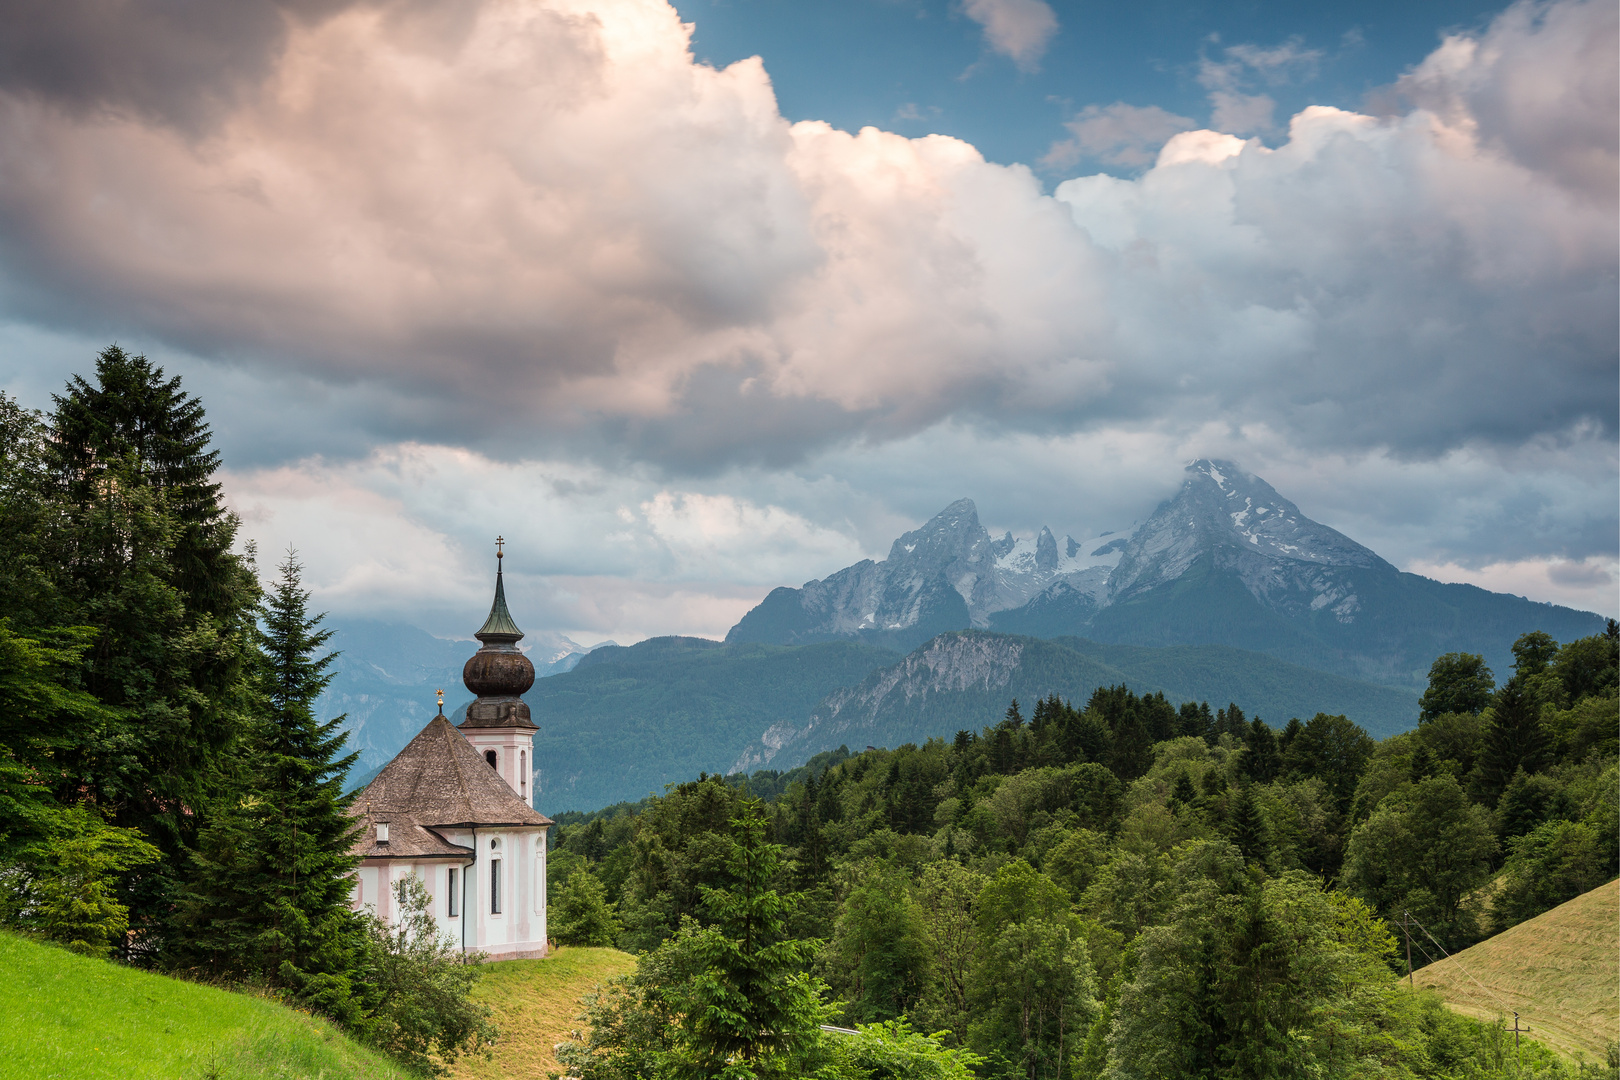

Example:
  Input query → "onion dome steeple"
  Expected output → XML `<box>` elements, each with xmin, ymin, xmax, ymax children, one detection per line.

<box><xmin>460</xmin><ymin>537</ymin><xmax>537</xmax><ymax>730</ymax></box>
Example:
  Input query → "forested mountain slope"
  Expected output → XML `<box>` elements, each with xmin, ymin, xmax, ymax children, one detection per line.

<box><xmin>528</xmin><ymin>636</ymin><xmax>901</xmax><ymax>811</ymax></box>
<box><xmin>546</xmin><ymin>625</ymin><xmax>1618</xmax><ymax>1078</ymax></box>
<box><xmin>728</xmin><ymin>631</ymin><xmax>1420</xmax><ymax>775</ymax></box>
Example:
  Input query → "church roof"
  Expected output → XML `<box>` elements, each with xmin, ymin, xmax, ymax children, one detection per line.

<box><xmin>350</xmin><ymin>715</ymin><xmax>552</xmax><ymax>830</ymax></box>
<box><xmin>350</xmin><ymin>812</ymin><xmax>473</xmax><ymax>860</ymax></box>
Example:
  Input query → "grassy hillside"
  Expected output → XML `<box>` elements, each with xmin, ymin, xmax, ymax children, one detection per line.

<box><xmin>530</xmin><ymin>637</ymin><xmax>900</xmax><ymax>811</ymax></box>
<box><xmin>1413</xmin><ymin>880</ymin><xmax>1619</xmax><ymax>1061</ymax></box>
<box><xmin>449</xmin><ymin>947</ymin><xmax>637</xmax><ymax>1080</ymax></box>
<box><xmin>0</xmin><ymin>932</ymin><xmax>406</xmax><ymax>1080</ymax></box>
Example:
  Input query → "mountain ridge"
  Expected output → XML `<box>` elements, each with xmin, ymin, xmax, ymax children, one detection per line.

<box><xmin>725</xmin><ymin>460</ymin><xmax>1607</xmax><ymax>690</ymax></box>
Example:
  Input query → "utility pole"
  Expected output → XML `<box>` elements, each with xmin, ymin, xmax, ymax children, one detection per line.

<box><xmin>1511</xmin><ymin>1012</ymin><xmax>1528</xmax><ymax>1076</ymax></box>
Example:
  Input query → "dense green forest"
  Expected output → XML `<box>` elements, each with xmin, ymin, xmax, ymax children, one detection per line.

<box><xmin>547</xmin><ymin>630</ymin><xmax>1619</xmax><ymax>1078</ymax></box>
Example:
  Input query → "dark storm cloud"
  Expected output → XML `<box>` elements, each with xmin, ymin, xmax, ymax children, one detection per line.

<box><xmin>0</xmin><ymin>1</ymin><xmax>365</xmax><ymax>130</ymax></box>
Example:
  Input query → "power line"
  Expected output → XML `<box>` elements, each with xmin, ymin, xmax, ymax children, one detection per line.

<box><xmin>1406</xmin><ymin>913</ymin><xmax>1519</xmax><ymax>1018</ymax></box>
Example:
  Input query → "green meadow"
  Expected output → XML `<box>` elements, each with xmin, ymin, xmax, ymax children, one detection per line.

<box><xmin>0</xmin><ymin>933</ymin><xmax>406</xmax><ymax>1080</ymax></box>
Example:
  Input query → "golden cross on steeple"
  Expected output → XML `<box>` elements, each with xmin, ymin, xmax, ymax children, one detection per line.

<box><xmin>496</xmin><ymin>535</ymin><xmax>505</xmax><ymax>561</ymax></box>
<box><xmin>436</xmin><ymin>688</ymin><xmax>445</xmax><ymax>714</ymax></box>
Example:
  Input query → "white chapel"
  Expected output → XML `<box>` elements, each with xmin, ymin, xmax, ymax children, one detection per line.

<box><xmin>347</xmin><ymin>547</ymin><xmax>553</xmax><ymax>959</ymax></box>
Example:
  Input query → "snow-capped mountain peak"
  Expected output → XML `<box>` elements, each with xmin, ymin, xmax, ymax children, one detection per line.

<box><xmin>1108</xmin><ymin>459</ymin><xmax>1390</xmax><ymax>618</ymax></box>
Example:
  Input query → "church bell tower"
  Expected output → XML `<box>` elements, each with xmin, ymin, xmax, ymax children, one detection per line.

<box><xmin>459</xmin><ymin>537</ymin><xmax>538</xmax><ymax>807</ymax></box>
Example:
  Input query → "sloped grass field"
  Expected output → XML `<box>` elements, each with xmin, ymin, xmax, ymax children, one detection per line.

<box><xmin>1414</xmin><ymin>880</ymin><xmax>1619</xmax><ymax>1062</ymax></box>
<box><xmin>0</xmin><ymin>932</ymin><xmax>406</xmax><ymax>1080</ymax></box>
<box><xmin>449</xmin><ymin>947</ymin><xmax>637</xmax><ymax>1080</ymax></box>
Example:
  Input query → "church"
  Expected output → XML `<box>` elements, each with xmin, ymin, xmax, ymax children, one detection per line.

<box><xmin>347</xmin><ymin>546</ymin><xmax>553</xmax><ymax>959</ymax></box>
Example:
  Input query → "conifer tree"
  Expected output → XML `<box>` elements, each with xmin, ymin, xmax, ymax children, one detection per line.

<box><xmin>1227</xmin><ymin>782</ymin><xmax>1267</xmax><ymax>863</ymax></box>
<box><xmin>1479</xmin><ymin>677</ymin><xmax>1549</xmax><ymax>802</ymax></box>
<box><xmin>1241</xmin><ymin>718</ymin><xmax>1280</xmax><ymax>783</ymax></box>
<box><xmin>673</xmin><ymin>798</ymin><xmax>829</xmax><ymax>1078</ymax></box>
<box><xmin>44</xmin><ymin>347</ymin><xmax>259</xmax><ymax>951</ymax></box>
<box><xmin>175</xmin><ymin>552</ymin><xmax>363</xmax><ymax>1016</ymax></box>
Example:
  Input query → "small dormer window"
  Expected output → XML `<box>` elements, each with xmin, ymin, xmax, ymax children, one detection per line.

<box><xmin>376</xmin><ymin>822</ymin><xmax>390</xmax><ymax>844</ymax></box>
<box><xmin>485</xmin><ymin>749</ymin><xmax>498</xmax><ymax>770</ymax></box>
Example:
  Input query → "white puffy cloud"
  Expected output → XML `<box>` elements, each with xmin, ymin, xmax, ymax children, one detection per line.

<box><xmin>0</xmin><ymin>0</ymin><xmax>1611</xmax><ymax>463</ymax></box>
<box><xmin>1196</xmin><ymin>37</ymin><xmax>1322</xmax><ymax>134</ymax></box>
<box><xmin>0</xmin><ymin>0</ymin><xmax>1607</xmax><ymax>469</ymax></box>
<box><xmin>961</xmin><ymin>0</ymin><xmax>1060</xmax><ymax>72</ymax></box>
<box><xmin>0</xmin><ymin>0</ymin><xmax>1613</xmax><ymax>635</ymax></box>
<box><xmin>221</xmin><ymin>441</ymin><xmax>872</xmax><ymax>637</ymax></box>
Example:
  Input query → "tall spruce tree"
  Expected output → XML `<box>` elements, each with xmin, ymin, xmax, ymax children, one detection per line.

<box><xmin>1479</xmin><ymin>677</ymin><xmax>1549</xmax><ymax>802</ymax></box>
<box><xmin>1241</xmin><ymin>718</ymin><xmax>1280</xmax><ymax>783</ymax></box>
<box><xmin>674</xmin><ymin>798</ymin><xmax>829</xmax><ymax>1078</ymax></box>
<box><xmin>51</xmin><ymin>346</ymin><xmax>233</xmax><ymax>613</ymax></box>
<box><xmin>1227</xmin><ymin>782</ymin><xmax>1268</xmax><ymax>863</ymax></box>
<box><xmin>44</xmin><ymin>347</ymin><xmax>259</xmax><ymax>953</ymax></box>
<box><xmin>175</xmin><ymin>553</ymin><xmax>364</xmax><ymax>1018</ymax></box>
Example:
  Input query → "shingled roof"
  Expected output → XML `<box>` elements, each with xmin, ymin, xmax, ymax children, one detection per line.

<box><xmin>350</xmin><ymin>716</ymin><xmax>552</xmax><ymax>830</ymax></box>
<box><xmin>350</xmin><ymin>813</ymin><xmax>474</xmax><ymax>860</ymax></box>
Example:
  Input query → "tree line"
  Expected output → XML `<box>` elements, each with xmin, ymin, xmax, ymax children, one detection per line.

<box><xmin>546</xmin><ymin>627</ymin><xmax>1618</xmax><ymax>1078</ymax></box>
<box><xmin>0</xmin><ymin>348</ymin><xmax>490</xmax><ymax>1075</ymax></box>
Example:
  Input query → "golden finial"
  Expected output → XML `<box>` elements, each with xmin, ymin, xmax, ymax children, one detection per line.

<box><xmin>436</xmin><ymin>688</ymin><xmax>445</xmax><ymax>714</ymax></box>
<box><xmin>496</xmin><ymin>535</ymin><xmax>505</xmax><ymax>561</ymax></box>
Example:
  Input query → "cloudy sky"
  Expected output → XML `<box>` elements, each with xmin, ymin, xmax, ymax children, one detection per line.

<box><xmin>1</xmin><ymin>0</ymin><xmax>1614</xmax><ymax>642</ymax></box>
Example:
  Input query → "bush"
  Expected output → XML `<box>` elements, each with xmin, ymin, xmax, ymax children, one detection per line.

<box><xmin>552</xmin><ymin>866</ymin><xmax>622</xmax><ymax>947</ymax></box>
<box><xmin>823</xmin><ymin>1019</ymin><xmax>984</xmax><ymax>1079</ymax></box>
<box><xmin>0</xmin><ymin>805</ymin><xmax>159</xmax><ymax>958</ymax></box>
<box><xmin>359</xmin><ymin>876</ymin><xmax>497</xmax><ymax>1076</ymax></box>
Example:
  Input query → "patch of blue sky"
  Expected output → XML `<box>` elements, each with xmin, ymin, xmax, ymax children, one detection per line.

<box><xmin>674</xmin><ymin>0</ymin><xmax>1509</xmax><ymax>176</ymax></box>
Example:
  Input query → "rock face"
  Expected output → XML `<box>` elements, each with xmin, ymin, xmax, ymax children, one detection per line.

<box><xmin>728</xmin><ymin>459</ymin><xmax>1607</xmax><ymax>689</ymax></box>
<box><xmin>725</xmin><ymin>498</ymin><xmax>1119</xmax><ymax>652</ymax></box>
<box><xmin>1107</xmin><ymin>459</ymin><xmax>1386</xmax><ymax>617</ymax></box>
<box><xmin>725</xmin><ymin>629</ymin><xmax>1428</xmax><ymax>774</ymax></box>
<box><xmin>728</xmin><ymin>632</ymin><xmax>1064</xmax><ymax>773</ymax></box>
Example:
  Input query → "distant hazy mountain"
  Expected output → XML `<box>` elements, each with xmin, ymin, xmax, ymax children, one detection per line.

<box><xmin>728</xmin><ymin>460</ymin><xmax>1607</xmax><ymax>690</ymax></box>
<box><xmin>727</xmin><ymin>630</ymin><xmax>1422</xmax><ymax>775</ymax></box>
<box><xmin>523</xmin><ymin>637</ymin><xmax>901</xmax><ymax>812</ymax></box>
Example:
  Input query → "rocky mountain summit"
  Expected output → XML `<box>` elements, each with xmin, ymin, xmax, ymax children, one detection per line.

<box><xmin>1110</xmin><ymin>460</ymin><xmax>1386</xmax><ymax>607</ymax></box>
<box><xmin>728</xmin><ymin>459</ymin><xmax>1605</xmax><ymax>689</ymax></box>
<box><xmin>725</xmin><ymin>497</ymin><xmax>1118</xmax><ymax>651</ymax></box>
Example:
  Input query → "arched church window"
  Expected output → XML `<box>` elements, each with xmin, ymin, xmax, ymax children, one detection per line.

<box><xmin>485</xmin><ymin>749</ymin><xmax>498</xmax><ymax>770</ymax></box>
